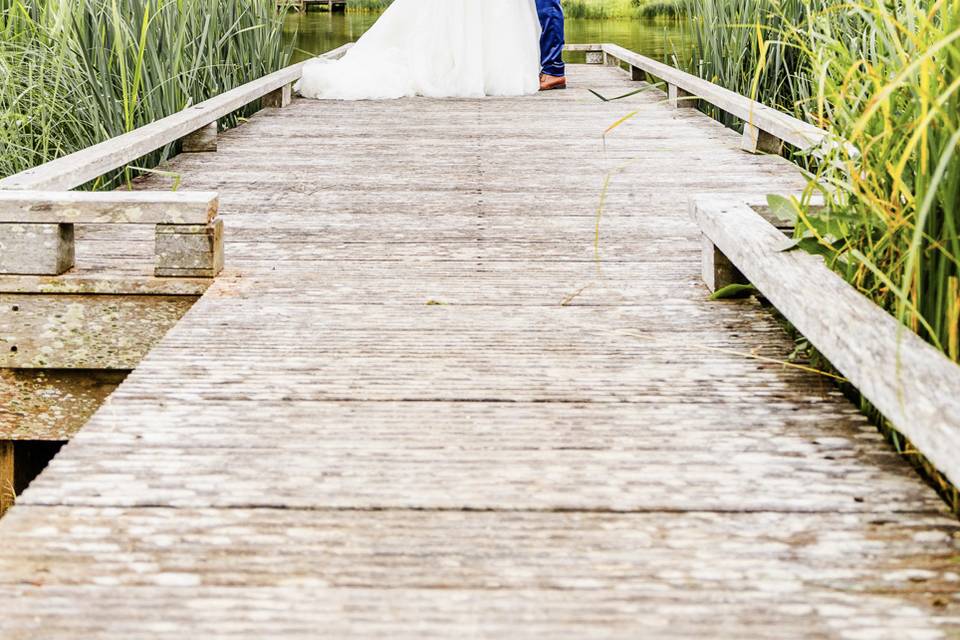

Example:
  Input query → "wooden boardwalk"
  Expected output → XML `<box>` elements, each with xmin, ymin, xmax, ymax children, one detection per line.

<box><xmin>2</xmin><ymin>64</ymin><xmax>959</xmax><ymax>638</ymax></box>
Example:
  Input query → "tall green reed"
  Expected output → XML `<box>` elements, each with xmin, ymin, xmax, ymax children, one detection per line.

<box><xmin>1</xmin><ymin>0</ymin><xmax>293</xmax><ymax>186</ymax></box>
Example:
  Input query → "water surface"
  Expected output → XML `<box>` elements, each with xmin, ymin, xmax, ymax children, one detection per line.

<box><xmin>286</xmin><ymin>11</ymin><xmax>692</xmax><ymax>64</ymax></box>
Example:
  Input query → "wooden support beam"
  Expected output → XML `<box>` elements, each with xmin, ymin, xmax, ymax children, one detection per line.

<box><xmin>741</xmin><ymin>122</ymin><xmax>784</xmax><ymax>155</ymax></box>
<box><xmin>263</xmin><ymin>83</ymin><xmax>293</xmax><ymax>109</ymax></box>
<box><xmin>0</xmin><ymin>441</ymin><xmax>13</xmax><ymax>517</ymax></box>
<box><xmin>701</xmin><ymin>234</ymin><xmax>746</xmax><ymax>293</ymax></box>
<box><xmin>630</xmin><ymin>65</ymin><xmax>645</xmax><ymax>82</ymax></box>
<box><xmin>0</xmin><ymin>223</ymin><xmax>74</xmax><ymax>275</ymax></box>
<box><xmin>0</xmin><ymin>190</ymin><xmax>219</xmax><ymax>225</ymax></box>
<box><xmin>668</xmin><ymin>84</ymin><xmax>697</xmax><ymax>109</ymax></box>
<box><xmin>0</xmin><ymin>293</ymin><xmax>196</xmax><ymax>369</ymax></box>
<box><xmin>182</xmin><ymin>121</ymin><xmax>218</xmax><ymax>153</ymax></box>
<box><xmin>155</xmin><ymin>219</ymin><xmax>224</xmax><ymax>278</ymax></box>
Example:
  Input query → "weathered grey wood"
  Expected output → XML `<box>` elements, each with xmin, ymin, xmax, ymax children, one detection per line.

<box><xmin>742</xmin><ymin>121</ymin><xmax>785</xmax><ymax>154</ymax></box>
<box><xmin>0</xmin><ymin>64</ymin><xmax>956</xmax><ymax>637</ymax></box>
<box><xmin>0</xmin><ymin>294</ymin><xmax>196</xmax><ymax>369</ymax></box>
<box><xmin>0</xmin><ymin>190</ymin><xmax>218</xmax><ymax>224</ymax></box>
<box><xmin>181</xmin><ymin>121</ymin><xmax>218</xmax><ymax>152</ymax></box>
<box><xmin>0</xmin><ymin>273</ymin><xmax>212</xmax><ymax>295</ymax></box>
<box><xmin>0</xmin><ymin>369</ymin><xmax>126</xmax><ymax>440</ymax></box>
<box><xmin>585</xmin><ymin>51</ymin><xmax>604</xmax><ymax>65</ymax></box>
<box><xmin>0</xmin><ymin>43</ymin><xmax>352</xmax><ymax>191</ymax></box>
<box><xmin>668</xmin><ymin>83</ymin><xmax>697</xmax><ymax>109</ymax></box>
<box><xmin>155</xmin><ymin>219</ymin><xmax>224</xmax><ymax>277</ymax></box>
<box><xmin>701</xmin><ymin>233</ymin><xmax>746</xmax><ymax>292</ymax></box>
<box><xmin>600</xmin><ymin>43</ymin><xmax>834</xmax><ymax>153</ymax></box>
<box><xmin>692</xmin><ymin>195</ymin><xmax>960</xmax><ymax>488</ymax></box>
<box><xmin>0</xmin><ymin>441</ymin><xmax>12</xmax><ymax>516</ymax></box>
<box><xmin>0</xmin><ymin>223</ymin><xmax>74</xmax><ymax>275</ymax></box>
<box><xmin>263</xmin><ymin>83</ymin><xmax>293</xmax><ymax>109</ymax></box>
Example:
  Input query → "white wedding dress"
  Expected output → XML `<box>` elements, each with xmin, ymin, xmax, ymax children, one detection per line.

<box><xmin>295</xmin><ymin>0</ymin><xmax>542</xmax><ymax>100</ymax></box>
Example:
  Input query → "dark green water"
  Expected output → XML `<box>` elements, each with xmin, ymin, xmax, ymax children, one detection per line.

<box><xmin>285</xmin><ymin>11</ymin><xmax>692</xmax><ymax>64</ymax></box>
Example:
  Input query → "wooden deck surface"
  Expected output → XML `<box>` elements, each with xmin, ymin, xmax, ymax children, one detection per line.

<box><xmin>2</xmin><ymin>64</ymin><xmax>959</xmax><ymax>638</ymax></box>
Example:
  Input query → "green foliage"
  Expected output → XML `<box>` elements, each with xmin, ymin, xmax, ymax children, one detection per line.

<box><xmin>685</xmin><ymin>0</ymin><xmax>960</xmax><ymax>364</ymax></box>
<box><xmin>0</xmin><ymin>0</ymin><xmax>293</xmax><ymax>186</ymax></box>
<box><xmin>709</xmin><ymin>283</ymin><xmax>757</xmax><ymax>299</ymax></box>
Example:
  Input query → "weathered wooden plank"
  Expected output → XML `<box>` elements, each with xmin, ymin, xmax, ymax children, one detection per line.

<box><xmin>4</xmin><ymin>584</ymin><xmax>957</xmax><ymax>640</ymax></box>
<box><xmin>0</xmin><ymin>273</ymin><xmax>212</xmax><ymax>295</ymax></box>
<box><xmin>0</xmin><ymin>63</ymin><xmax>955</xmax><ymax>638</ymax></box>
<box><xmin>692</xmin><ymin>196</ymin><xmax>960</xmax><ymax>488</ymax></box>
<box><xmin>0</xmin><ymin>294</ymin><xmax>196</xmax><ymax>369</ymax></box>
<box><xmin>0</xmin><ymin>44</ymin><xmax>351</xmax><ymax>191</ymax></box>
<box><xmin>154</xmin><ymin>219</ymin><xmax>223</xmax><ymax>277</ymax></box>
<box><xmin>0</xmin><ymin>190</ymin><xmax>218</xmax><ymax>224</ymax></box>
<box><xmin>1</xmin><ymin>507</ymin><xmax>958</xmax><ymax>593</ymax></box>
<box><xmin>0</xmin><ymin>369</ymin><xmax>127</xmax><ymax>440</ymax></box>
<box><xmin>0</xmin><ymin>223</ymin><xmax>74</xmax><ymax>275</ymax></box>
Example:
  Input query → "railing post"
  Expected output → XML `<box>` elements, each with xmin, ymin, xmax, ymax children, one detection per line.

<box><xmin>0</xmin><ymin>440</ymin><xmax>13</xmax><ymax>517</ymax></box>
<box><xmin>603</xmin><ymin>52</ymin><xmax>619</xmax><ymax>67</ymax></box>
<box><xmin>585</xmin><ymin>51</ymin><xmax>604</xmax><ymax>65</ymax></box>
<box><xmin>0</xmin><ymin>223</ymin><xmax>74</xmax><ymax>275</ymax></box>
<box><xmin>263</xmin><ymin>83</ymin><xmax>294</xmax><ymax>109</ymax></box>
<box><xmin>630</xmin><ymin>66</ymin><xmax>645</xmax><ymax>82</ymax></box>
<box><xmin>668</xmin><ymin>84</ymin><xmax>697</xmax><ymax>109</ymax></box>
<box><xmin>741</xmin><ymin>122</ymin><xmax>783</xmax><ymax>154</ymax></box>
<box><xmin>701</xmin><ymin>233</ymin><xmax>746</xmax><ymax>293</ymax></box>
<box><xmin>182</xmin><ymin>121</ymin><xmax>218</xmax><ymax>153</ymax></box>
<box><xmin>155</xmin><ymin>219</ymin><xmax>224</xmax><ymax>278</ymax></box>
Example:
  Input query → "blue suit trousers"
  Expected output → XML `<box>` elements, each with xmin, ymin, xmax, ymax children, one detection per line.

<box><xmin>536</xmin><ymin>0</ymin><xmax>565</xmax><ymax>77</ymax></box>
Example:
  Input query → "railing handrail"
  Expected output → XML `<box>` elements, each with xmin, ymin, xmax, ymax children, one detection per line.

<box><xmin>692</xmin><ymin>195</ymin><xmax>960</xmax><ymax>490</ymax></box>
<box><xmin>568</xmin><ymin>43</ymin><xmax>845</xmax><ymax>156</ymax></box>
<box><xmin>0</xmin><ymin>43</ymin><xmax>353</xmax><ymax>193</ymax></box>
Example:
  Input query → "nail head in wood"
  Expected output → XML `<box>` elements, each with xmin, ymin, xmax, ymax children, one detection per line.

<box><xmin>182</xmin><ymin>121</ymin><xmax>218</xmax><ymax>153</ymax></box>
<box><xmin>0</xmin><ymin>223</ymin><xmax>75</xmax><ymax>275</ymax></box>
<box><xmin>155</xmin><ymin>218</ymin><xmax>224</xmax><ymax>278</ymax></box>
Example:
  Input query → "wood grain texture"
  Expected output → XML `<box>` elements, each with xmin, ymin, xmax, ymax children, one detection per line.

<box><xmin>0</xmin><ymin>64</ymin><xmax>957</xmax><ymax>638</ymax></box>
<box><xmin>0</xmin><ymin>190</ymin><xmax>218</xmax><ymax>224</ymax></box>
<box><xmin>693</xmin><ymin>196</ymin><xmax>960</xmax><ymax>490</ymax></box>
<box><xmin>0</xmin><ymin>223</ymin><xmax>74</xmax><ymax>275</ymax></box>
<box><xmin>0</xmin><ymin>294</ymin><xmax>196</xmax><ymax>369</ymax></box>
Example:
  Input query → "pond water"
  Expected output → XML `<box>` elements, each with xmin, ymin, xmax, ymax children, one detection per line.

<box><xmin>285</xmin><ymin>11</ymin><xmax>692</xmax><ymax>64</ymax></box>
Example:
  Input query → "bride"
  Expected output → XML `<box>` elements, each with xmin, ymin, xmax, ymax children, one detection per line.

<box><xmin>295</xmin><ymin>0</ymin><xmax>542</xmax><ymax>100</ymax></box>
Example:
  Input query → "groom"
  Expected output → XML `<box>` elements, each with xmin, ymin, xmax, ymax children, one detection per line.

<box><xmin>536</xmin><ymin>0</ymin><xmax>566</xmax><ymax>91</ymax></box>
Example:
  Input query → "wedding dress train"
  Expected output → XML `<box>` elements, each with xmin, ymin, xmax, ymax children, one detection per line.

<box><xmin>295</xmin><ymin>0</ymin><xmax>542</xmax><ymax>100</ymax></box>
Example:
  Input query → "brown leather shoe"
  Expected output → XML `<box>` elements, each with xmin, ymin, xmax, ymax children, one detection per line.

<box><xmin>539</xmin><ymin>74</ymin><xmax>567</xmax><ymax>91</ymax></box>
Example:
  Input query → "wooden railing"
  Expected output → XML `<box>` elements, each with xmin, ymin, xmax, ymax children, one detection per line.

<box><xmin>0</xmin><ymin>44</ymin><xmax>351</xmax><ymax>285</ymax></box>
<box><xmin>692</xmin><ymin>195</ymin><xmax>960</xmax><ymax>490</ymax></box>
<box><xmin>569</xmin><ymin>43</ymin><xmax>835</xmax><ymax>155</ymax></box>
